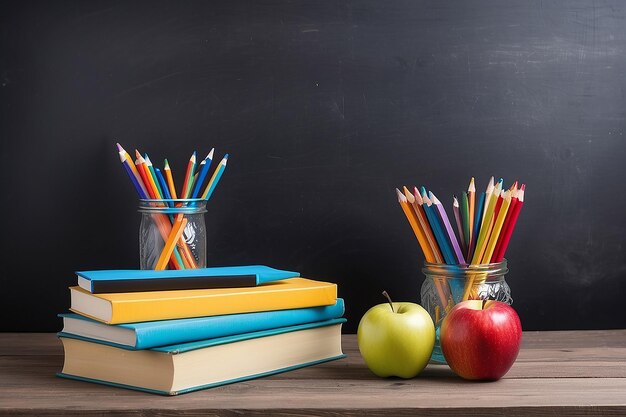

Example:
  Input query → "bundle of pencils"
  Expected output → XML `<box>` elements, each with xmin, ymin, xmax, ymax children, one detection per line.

<box><xmin>116</xmin><ymin>143</ymin><xmax>229</xmax><ymax>270</ymax></box>
<box><xmin>396</xmin><ymin>177</ymin><xmax>525</xmax><ymax>267</ymax></box>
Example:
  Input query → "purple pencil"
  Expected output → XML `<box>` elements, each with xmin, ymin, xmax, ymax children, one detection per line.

<box><xmin>453</xmin><ymin>196</ymin><xmax>467</xmax><ymax>256</ymax></box>
<box><xmin>119</xmin><ymin>152</ymin><xmax>149</xmax><ymax>199</ymax></box>
<box><xmin>430</xmin><ymin>191</ymin><xmax>466</xmax><ymax>265</ymax></box>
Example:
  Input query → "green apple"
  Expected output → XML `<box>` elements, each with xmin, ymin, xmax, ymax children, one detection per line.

<box><xmin>357</xmin><ymin>291</ymin><xmax>435</xmax><ymax>378</ymax></box>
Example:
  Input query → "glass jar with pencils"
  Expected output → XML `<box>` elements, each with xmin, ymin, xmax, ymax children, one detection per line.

<box><xmin>420</xmin><ymin>260</ymin><xmax>512</xmax><ymax>363</ymax></box>
<box><xmin>138</xmin><ymin>199</ymin><xmax>207</xmax><ymax>270</ymax></box>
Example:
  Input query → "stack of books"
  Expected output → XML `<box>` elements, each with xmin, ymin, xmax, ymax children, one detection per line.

<box><xmin>57</xmin><ymin>265</ymin><xmax>345</xmax><ymax>395</ymax></box>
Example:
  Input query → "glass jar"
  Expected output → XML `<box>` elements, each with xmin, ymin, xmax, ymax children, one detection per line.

<box><xmin>420</xmin><ymin>260</ymin><xmax>512</xmax><ymax>363</ymax></box>
<box><xmin>138</xmin><ymin>199</ymin><xmax>207</xmax><ymax>270</ymax></box>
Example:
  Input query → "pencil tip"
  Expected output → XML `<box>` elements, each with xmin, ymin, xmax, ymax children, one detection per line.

<box><xmin>116</xmin><ymin>143</ymin><xmax>124</xmax><ymax>152</ymax></box>
<box><xmin>164</xmin><ymin>159</ymin><xmax>170</xmax><ymax>169</ymax></box>
<box><xmin>468</xmin><ymin>177</ymin><xmax>476</xmax><ymax>192</ymax></box>
<box><xmin>208</xmin><ymin>148</ymin><xmax>215</xmax><ymax>159</ymax></box>
<box><xmin>395</xmin><ymin>188</ymin><xmax>405</xmax><ymax>202</ymax></box>
<box><xmin>135</xmin><ymin>149</ymin><xmax>141</xmax><ymax>158</ymax></box>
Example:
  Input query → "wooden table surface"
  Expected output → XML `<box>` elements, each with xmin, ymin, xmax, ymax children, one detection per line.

<box><xmin>1</xmin><ymin>331</ymin><xmax>625</xmax><ymax>416</ymax></box>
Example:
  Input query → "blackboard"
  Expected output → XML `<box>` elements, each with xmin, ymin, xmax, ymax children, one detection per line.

<box><xmin>2</xmin><ymin>0</ymin><xmax>625</xmax><ymax>332</ymax></box>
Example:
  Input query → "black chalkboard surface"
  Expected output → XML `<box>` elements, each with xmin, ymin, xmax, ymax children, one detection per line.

<box><xmin>1</xmin><ymin>0</ymin><xmax>625</xmax><ymax>332</ymax></box>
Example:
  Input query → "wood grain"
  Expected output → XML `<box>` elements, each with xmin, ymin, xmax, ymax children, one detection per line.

<box><xmin>1</xmin><ymin>331</ymin><xmax>625</xmax><ymax>416</ymax></box>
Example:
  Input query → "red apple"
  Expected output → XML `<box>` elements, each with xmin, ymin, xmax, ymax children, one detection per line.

<box><xmin>440</xmin><ymin>300</ymin><xmax>522</xmax><ymax>380</ymax></box>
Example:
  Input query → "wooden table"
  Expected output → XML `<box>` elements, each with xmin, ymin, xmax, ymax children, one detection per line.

<box><xmin>1</xmin><ymin>331</ymin><xmax>625</xmax><ymax>416</ymax></box>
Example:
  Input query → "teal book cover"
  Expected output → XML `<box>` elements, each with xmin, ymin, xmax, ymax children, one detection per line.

<box><xmin>59</xmin><ymin>298</ymin><xmax>345</xmax><ymax>349</ymax></box>
<box><xmin>76</xmin><ymin>265</ymin><xmax>300</xmax><ymax>293</ymax></box>
<box><xmin>57</xmin><ymin>319</ymin><xmax>347</xmax><ymax>395</ymax></box>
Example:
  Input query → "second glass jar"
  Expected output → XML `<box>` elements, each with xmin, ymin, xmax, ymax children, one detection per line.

<box><xmin>420</xmin><ymin>260</ymin><xmax>512</xmax><ymax>363</ymax></box>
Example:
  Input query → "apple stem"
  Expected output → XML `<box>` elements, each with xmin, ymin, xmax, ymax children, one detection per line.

<box><xmin>482</xmin><ymin>299</ymin><xmax>487</xmax><ymax>310</ymax></box>
<box><xmin>382</xmin><ymin>290</ymin><xmax>395</xmax><ymax>313</ymax></box>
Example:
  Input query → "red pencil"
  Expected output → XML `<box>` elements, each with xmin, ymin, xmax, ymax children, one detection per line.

<box><xmin>134</xmin><ymin>151</ymin><xmax>157</xmax><ymax>200</ymax></box>
<box><xmin>492</xmin><ymin>184</ymin><xmax>525</xmax><ymax>262</ymax></box>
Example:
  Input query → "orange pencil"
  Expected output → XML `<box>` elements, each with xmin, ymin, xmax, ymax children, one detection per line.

<box><xmin>411</xmin><ymin>187</ymin><xmax>444</xmax><ymax>264</ymax></box>
<box><xmin>399</xmin><ymin>188</ymin><xmax>448</xmax><ymax>309</ymax></box>
<box><xmin>163</xmin><ymin>159</ymin><xmax>178</xmax><ymax>199</ymax></box>
<box><xmin>134</xmin><ymin>152</ymin><xmax>156</xmax><ymax>200</ymax></box>
<box><xmin>397</xmin><ymin>188</ymin><xmax>435</xmax><ymax>263</ymax></box>
<box><xmin>155</xmin><ymin>217</ymin><xmax>188</xmax><ymax>270</ymax></box>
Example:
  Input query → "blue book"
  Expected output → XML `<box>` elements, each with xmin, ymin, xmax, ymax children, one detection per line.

<box><xmin>57</xmin><ymin>319</ymin><xmax>346</xmax><ymax>395</ymax></box>
<box><xmin>76</xmin><ymin>265</ymin><xmax>299</xmax><ymax>293</ymax></box>
<box><xmin>59</xmin><ymin>299</ymin><xmax>345</xmax><ymax>349</ymax></box>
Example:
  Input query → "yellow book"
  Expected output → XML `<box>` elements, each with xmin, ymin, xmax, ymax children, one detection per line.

<box><xmin>69</xmin><ymin>278</ymin><xmax>337</xmax><ymax>324</ymax></box>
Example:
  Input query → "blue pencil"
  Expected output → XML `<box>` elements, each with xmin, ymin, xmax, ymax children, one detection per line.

<box><xmin>121</xmin><ymin>157</ymin><xmax>149</xmax><ymax>199</ymax></box>
<box><xmin>155</xmin><ymin>168</ymin><xmax>173</xmax><ymax>203</ymax></box>
<box><xmin>202</xmin><ymin>154</ymin><xmax>228</xmax><ymax>201</ymax></box>
<box><xmin>191</xmin><ymin>149</ymin><xmax>214</xmax><ymax>199</ymax></box>
<box><xmin>421</xmin><ymin>187</ymin><xmax>456</xmax><ymax>265</ymax></box>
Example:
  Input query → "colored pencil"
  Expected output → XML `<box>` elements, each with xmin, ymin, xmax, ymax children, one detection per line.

<box><xmin>468</xmin><ymin>190</ymin><xmax>484</xmax><ymax>261</ymax></box>
<box><xmin>117</xmin><ymin>143</ymin><xmax>149</xmax><ymax>197</ymax></box>
<box><xmin>181</xmin><ymin>151</ymin><xmax>197</xmax><ymax>199</ymax></box>
<box><xmin>155</xmin><ymin>217</ymin><xmax>188</xmax><ymax>270</ymax></box>
<box><xmin>397</xmin><ymin>189</ymin><xmax>436</xmax><ymax>263</ymax></box>
<box><xmin>412</xmin><ymin>187</ymin><xmax>444</xmax><ymax>264</ymax></box>
<box><xmin>134</xmin><ymin>151</ymin><xmax>185</xmax><ymax>269</ymax></box>
<box><xmin>119</xmin><ymin>152</ymin><xmax>148</xmax><ymax>199</ymax></box>
<box><xmin>481</xmin><ymin>190</ymin><xmax>512</xmax><ymax>263</ymax></box>
<box><xmin>472</xmin><ymin>179</ymin><xmax>502</xmax><ymax>265</ymax></box>
<box><xmin>201</xmin><ymin>154</ymin><xmax>228</xmax><ymax>200</ymax></box>
<box><xmin>493</xmin><ymin>184</ymin><xmax>525</xmax><ymax>262</ymax></box>
<box><xmin>163</xmin><ymin>159</ymin><xmax>178</xmax><ymax>199</ymax></box>
<box><xmin>134</xmin><ymin>152</ymin><xmax>156</xmax><ymax>200</ymax></box>
<box><xmin>460</xmin><ymin>191</ymin><xmax>470</xmax><ymax>254</ymax></box>
<box><xmin>155</xmin><ymin>168</ymin><xmax>173</xmax><ymax>201</ymax></box>
<box><xmin>492</xmin><ymin>184</ymin><xmax>518</xmax><ymax>262</ymax></box>
<box><xmin>191</xmin><ymin>149</ymin><xmax>214</xmax><ymax>199</ymax></box>
<box><xmin>467</xmin><ymin>177</ymin><xmax>475</xmax><ymax>249</ymax></box>
<box><xmin>430</xmin><ymin>192</ymin><xmax>466</xmax><ymax>265</ymax></box>
<box><xmin>481</xmin><ymin>176</ymin><xmax>495</xmax><ymax>226</ymax></box>
<box><xmin>421</xmin><ymin>188</ymin><xmax>456</xmax><ymax>265</ymax></box>
<box><xmin>453</xmin><ymin>196</ymin><xmax>467</xmax><ymax>257</ymax></box>
<box><xmin>492</xmin><ymin>179</ymin><xmax>504</xmax><ymax>220</ymax></box>
<box><xmin>401</xmin><ymin>188</ymin><xmax>449</xmax><ymax>309</ymax></box>
<box><xmin>144</xmin><ymin>154</ymin><xmax>164</xmax><ymax>199</ymax></box>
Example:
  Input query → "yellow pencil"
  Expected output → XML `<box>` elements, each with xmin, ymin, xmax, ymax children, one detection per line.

<box><xmin>481</xmin><ymin>190</ymin><xmax>512</xmax><ymax>263</ymax></box>
<box><xmin>155</xmin><ymin>217</ymin><xmax>188</xmax><ymax>270</ymax></box>
<box><xmin>467</xmin><ymin>177</ymin><xmax>475</xmax><ymax>249</ymax></box>
<box><xmin>471</xmin><ymin>179</ymin><xmax>502</xmax><ymax>265</ymax></box>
